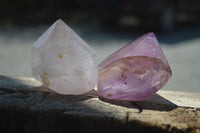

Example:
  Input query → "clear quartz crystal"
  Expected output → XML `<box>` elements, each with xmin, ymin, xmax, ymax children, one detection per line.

<box><xmin>32</xmin><ymin>19</ymin><xmax>98</xmax><ymax>95</ymax></box>
<box><xmin>98</xmin><ymin>33</ymin><xmax>172</xmax><ymax>101</ymax></box>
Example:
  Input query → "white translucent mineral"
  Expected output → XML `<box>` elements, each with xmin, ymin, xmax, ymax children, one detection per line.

<box><xmin>31</xmin><ymin>19</ymin><xmax>98</xmax><ymax>95</ymax></box>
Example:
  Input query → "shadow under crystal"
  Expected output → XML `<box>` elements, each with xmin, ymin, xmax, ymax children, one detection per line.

<box><xmin>99</xmin><ymin>93</ymin><xmax>177</xmax><ymax>112</ymax></box>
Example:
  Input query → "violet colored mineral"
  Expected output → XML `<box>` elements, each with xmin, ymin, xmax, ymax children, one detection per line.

<box><xmin>98</xmin><ymin>33</ymin><xmax>172</xmax><ymax>101</ymax></box>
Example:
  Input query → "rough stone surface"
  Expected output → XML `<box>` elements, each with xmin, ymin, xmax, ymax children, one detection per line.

<box><xmin>32</xmin><ymin>19</ymin><xmax>98</xmax><ymax>95</ymax></box>
<box><xmin>0</xmin><ymin>76</ymin><xmax>200</xmax><ymax>133</ymax></box>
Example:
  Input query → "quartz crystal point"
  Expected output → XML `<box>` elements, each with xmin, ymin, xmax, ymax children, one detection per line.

<box><xmin>98</xmin><ymin>33</ymin><xmax>172</xmax><ymax>101</ymax></box>
<box><xmin>32</xmin><ymin>19</ymin><xmax>98</xmax><ymax>95</ymax></box>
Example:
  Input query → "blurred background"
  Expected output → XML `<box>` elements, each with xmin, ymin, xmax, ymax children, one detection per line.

<box><xmin>0</xmin><ymin>0</ymin><xmax>200</xmax><ymax>93</ymax></box>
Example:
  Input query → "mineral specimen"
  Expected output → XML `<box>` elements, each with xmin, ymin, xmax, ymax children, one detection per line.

<box><xmin>98</xmin><ymin>33</ymin><xmax>172</xmax><ymax>101</ymax></box>
<box><xmin>32</xmin><ymin>19</ymin><xmax>98</xmax><ymax>95</ymax></box>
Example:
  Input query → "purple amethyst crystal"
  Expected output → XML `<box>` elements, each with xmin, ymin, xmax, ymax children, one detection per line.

<box><xmin>98</xmin><ymin>33</ymin><xmax>172</xmax><ymax>101</ymax></box>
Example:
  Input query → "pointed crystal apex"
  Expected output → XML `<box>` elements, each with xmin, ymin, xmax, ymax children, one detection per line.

<box><xmin>99</xmin><ymin>33</ymin><xmax>170</xmax><ymax>71</ymax></box>
<box><xmin>32</xmin><ymin>19</ymin><xmax>98</xmax><ymax>95</ymax></box>
<box><xmin>98</xmin><ymin>33</ymin><xmax>172</xmax><ymax>101</ymax></box>
<box><xmin>33</xmin><ymin>19</ymin><xmax>95</xmax><ymax>55</ymax></box>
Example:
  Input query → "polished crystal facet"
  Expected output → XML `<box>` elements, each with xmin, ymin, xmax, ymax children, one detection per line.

<box><xmin>32</xmin><ymin>19</ymin><xmax>98</xmax><ymax>95</ymax></box>
<box><xmin>98</xmin><ymin>33</ymin><xmax>172</xmax><ymax>101</ymax></box>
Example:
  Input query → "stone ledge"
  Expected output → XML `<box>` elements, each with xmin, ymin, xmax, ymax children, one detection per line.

<box><xmin>0</xmin><ymin>76</ymin><xmax>199</xmax><ymax>133</ymax></box>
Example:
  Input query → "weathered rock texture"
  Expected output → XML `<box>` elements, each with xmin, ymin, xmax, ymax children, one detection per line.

<box><xmin>0</xmin><ymin>76</ymin><xmax>199</xmax><ymax>133</ymax></box>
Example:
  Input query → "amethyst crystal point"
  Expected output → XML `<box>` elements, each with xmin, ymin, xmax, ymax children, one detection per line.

<box><xmin>98</xmin><ymin>33</ymin><xmax>172</xmax><ymax>101</ymax></box>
